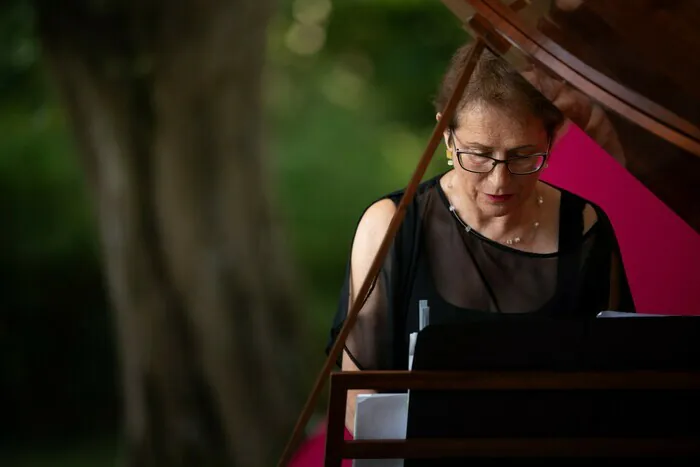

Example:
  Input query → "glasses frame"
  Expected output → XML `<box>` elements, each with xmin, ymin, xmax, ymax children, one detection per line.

<box><xmin>449</xmin><ymin>129</ymin><xmax>551</xmax><ymax>175</ymax></box>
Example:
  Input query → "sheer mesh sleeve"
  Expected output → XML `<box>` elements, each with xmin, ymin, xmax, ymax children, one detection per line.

<box><xmin>585</xmin><ymin>204</ymin><xmax>636</xmax><ymax>313</ymax></box>
<box><xmin>326</xmin><ymin>253</ymin><xmax>394</xmax><ymax>371</ymax></box>
<box><xmin>326</xmin><ymin>196</ymin><xmax>416</xmax><ymax>371</ymax></box>
<box><xmin>600</xmin><ymin>208</ymin><xmax>636</xmax><ymax>313</ymax></box>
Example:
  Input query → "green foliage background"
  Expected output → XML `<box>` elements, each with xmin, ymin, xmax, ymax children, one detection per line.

<box><xmin>0</xmin><ymin>0</ymin><xmax>468</xmax><ymax>463</ymax></box>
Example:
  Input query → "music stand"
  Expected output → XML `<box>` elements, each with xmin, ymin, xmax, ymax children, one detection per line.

<box><xmin>324</xmin><ymin>317</ymin><xmax>700</xmax><ymax>467</ymax></box>
<box><xmin>405</xmin><ymin>318</ymin><xmax>700</xmax><ymax>466</ymax></box>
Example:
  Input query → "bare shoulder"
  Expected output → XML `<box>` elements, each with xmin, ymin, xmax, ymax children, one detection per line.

<box><xmin>349</xmin><ymin>198</ymin><xmax>397</xmax><ymax>295</ymax></box>
<box><xmin>583</xmin><ymin>203</ymin><xmax>598</xmax><ymax>233</ymax></box>
<box><xmin>352</xmin><ymin>198</ymin><xmax>397</xmax><ymax>261</ymax></box>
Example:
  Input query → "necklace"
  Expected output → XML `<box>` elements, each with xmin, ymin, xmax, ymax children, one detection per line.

<box><xmin>447</xmin><ymin>190</ymin><xmax>544</xmax><ymax>246</ymax></box>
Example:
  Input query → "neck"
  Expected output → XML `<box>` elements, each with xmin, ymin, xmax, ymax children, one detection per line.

<box><xmin>475</xmin><ymin>198</ymin><xmax>539</xmax><ymax>235</ymax></box>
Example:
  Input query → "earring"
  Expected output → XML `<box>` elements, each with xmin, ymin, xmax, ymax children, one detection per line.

<box><xmin>446</xmin><ymin>149</ymin><xmax>454</xmax><ymax>166</ymax></box>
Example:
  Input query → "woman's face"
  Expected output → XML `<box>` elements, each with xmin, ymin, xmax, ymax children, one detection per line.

<box><xmin>447</xmin><ymin>104</ymin><xmax>549</xmax><ymax>218</ymax></box>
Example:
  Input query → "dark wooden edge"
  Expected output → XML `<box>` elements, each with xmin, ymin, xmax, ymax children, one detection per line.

<box><xmin>325</xmin><ymin>374</ymin><xmax>349</xmax><ymax>467</ymax></box>
<box><xmin>323</xmin><ymin>370</ymin><xmax>700</xmax><ymax>465</ymax></box>
<box><xmin>442</xmin><ymin>0</ymin><xmax>476</xmax><ymax>22</ymax></box>
<box><xmin>440</xmin><ymin>0</ymin><xmax>700</xmax><ymax>157</ymax></box>
<box><xmin>468</xmin><ymin>13</ymin><xmax>512</xmax><ymax>54</ymax></box>
<box><xmin>478</xmin><ymin>0</ymin><xmax>700</xmax><ymax>142</ymax></box>
<box><xmin>342</xmin><ymin>438</ymin><xmax>700</xmax><ymax>459</ymax></box>
<box><xmin>330</xmin><ymin>369</ymin><xmax>700</xmax><ymax>391</ymax></box>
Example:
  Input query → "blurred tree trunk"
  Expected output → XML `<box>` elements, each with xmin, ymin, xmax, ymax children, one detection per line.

<box><xmin>35</xmin><ymin>1</ymin><xmax>303</xmax><ymax>466</ymax></box>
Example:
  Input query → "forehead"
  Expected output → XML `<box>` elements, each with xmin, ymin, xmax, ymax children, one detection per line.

<box><xmin>454</xmin><ymin>104</ymin><xmax>547</xmax><ymax>147</ymax></box>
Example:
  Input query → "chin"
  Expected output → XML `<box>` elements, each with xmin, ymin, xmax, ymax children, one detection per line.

<box><xmin>480</xmin><ymin>202</ymin><xmax>513</xmax><ymax>217</ymax></box>
<box><xmin>479</xmin><ymin>193</ymin><xmax>519</xmax><ymax>213</ymax></box>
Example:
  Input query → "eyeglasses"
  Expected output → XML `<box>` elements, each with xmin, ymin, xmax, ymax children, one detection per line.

<box><xmin>450</xmin><ymin>129</ymin><xmax>550</xmax><ymax>175</ymax></box>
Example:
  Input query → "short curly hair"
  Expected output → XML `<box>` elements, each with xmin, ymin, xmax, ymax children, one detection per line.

<box><xmin>434</xmin><ymin>42</ymin><xmax>564</xmax><ymax>139</ymax></box>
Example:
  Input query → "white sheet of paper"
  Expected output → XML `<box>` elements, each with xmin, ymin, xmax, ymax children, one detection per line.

<box><xmin>353</xmin><ymin>393</ymin><xmax>408</xmax><ymax>467</ymax></box>
<box><xmin>408</xmin><ymin>333</ymin><xmax>417</xmax><ymax>370</ymax></box>
<box><xmin>352</xmin><ymin>301</ymin><xmax>425</xmax><ymax>466</ymax></box>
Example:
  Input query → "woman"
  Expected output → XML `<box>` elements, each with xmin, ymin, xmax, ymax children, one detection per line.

<box><xmin>327</xmin><ymin>44</ymin><xmax>635</xmax><ymax>432</ymax></box>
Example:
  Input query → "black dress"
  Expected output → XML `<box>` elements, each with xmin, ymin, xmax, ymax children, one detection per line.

<box><xmin>327</xmin><ymin>173</ymin><xmax>635</xmax><ymax>371</ymax></box>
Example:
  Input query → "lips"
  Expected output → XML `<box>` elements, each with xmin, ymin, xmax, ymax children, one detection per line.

<box><xmin>485</xmin><ymin>193</ymin><xmax>514</xmax><ymax>203</ymax></box>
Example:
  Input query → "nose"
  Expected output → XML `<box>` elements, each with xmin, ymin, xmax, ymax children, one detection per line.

<box><xmin>487</xmin><ymin>161</ymin><xmax>511</xmax><ymax>190</ymax></box>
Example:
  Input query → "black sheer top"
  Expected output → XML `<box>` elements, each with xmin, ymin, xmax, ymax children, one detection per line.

<box><xmin>327</xmin><ymin>173</ymin><xmax>635</xmax><ymax>371</ymax></box>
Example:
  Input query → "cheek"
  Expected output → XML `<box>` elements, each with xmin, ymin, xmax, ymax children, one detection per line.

<box><xmin>516</xmin><ymin>175</ymin><xmax>541</xmax><ymax>193</ymax></box>
<box><xmin>457</xmin><ymin>170</ymin><xmax>486</xmax><ymax>190</ymax></box>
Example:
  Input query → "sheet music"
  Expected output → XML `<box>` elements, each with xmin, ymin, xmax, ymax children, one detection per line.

<box><xmin>353</xmin><ymin>394</ymin><xmax>408</xmax><ymax>467</ymax></box>
<box><xmin>418</xmin><ymin>299</ymin><xmax>430</xmax><ymax>330</ymax></box>
<box><xmin>409</xmin><ymin>300</ymin><xmax>430</xmax><ymax>370</ymax></box>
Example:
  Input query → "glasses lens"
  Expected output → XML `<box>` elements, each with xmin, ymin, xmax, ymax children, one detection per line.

<box><xmin>459</xmin><ymin>153</ymin><xmax>546</xmax><ymax>174</ymax></box>
<box><xmin>459</xmin><ymin>153</ymin><xmax>494</xmax><ymax>173</ymax></box>
<box><xmin>508</xmin><ymin>155</ymin><xmax>545</xmax><ymax>174</ymax></box>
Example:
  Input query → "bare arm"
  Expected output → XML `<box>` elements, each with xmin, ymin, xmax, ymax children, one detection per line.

<box><xmin>343</xmin><ymin>198</ymin><xmax>397</xmax><ymax>435</ymax></box>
